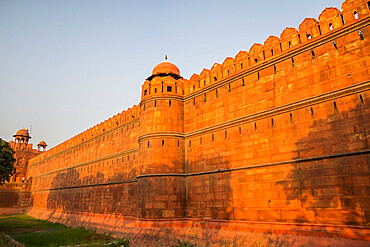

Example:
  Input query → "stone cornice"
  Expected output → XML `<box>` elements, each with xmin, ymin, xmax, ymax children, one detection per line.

<box><xmin>140</xmin><ymin>95</ymin><xmax>184</xmax><ymax>106</ymax></box>
<box><xmin>185</xmin><ymin>80</ymin><xmax>370</xmax><ymax>139</ymax></box>
<box><xmin>31</xmin><ymin>149</ymin><xmax>370</xmax><ymax>191</ymax></box>
<box><xmin>138</xmin><ymin>132</ymin><xmax>185</xmax><ymax>143</ymax></box>
<box><xmin>184</xmin><ymin>16</ymin><xmax>370</xmax><ymax>100</ymax></box>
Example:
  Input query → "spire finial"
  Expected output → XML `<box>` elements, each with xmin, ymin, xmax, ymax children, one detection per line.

<box><xmin>165</xmin><ymin>55</ymin><xmax>168</xmax><ymax>61</ymax></box>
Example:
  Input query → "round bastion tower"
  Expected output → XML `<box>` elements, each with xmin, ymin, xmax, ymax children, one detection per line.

<box><xmin>137</xmin><ymin>57</ymin><xmax>185</xmax><ymax>219</ymax></box>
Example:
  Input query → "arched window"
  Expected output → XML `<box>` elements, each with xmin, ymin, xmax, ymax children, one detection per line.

<box><xmin>329</xmin><ymin>23</ymin><xmax>333</xmax><ymax>30</ymax></box>
<box><xmin>354</xmin><ymin>11</ymin><xmax>358</xmax><ymax>19</ymax></box>
<box><xmin>307</xmin><ymin>34</ymin><xmax>312</xmax><ymax>40</ymax></box>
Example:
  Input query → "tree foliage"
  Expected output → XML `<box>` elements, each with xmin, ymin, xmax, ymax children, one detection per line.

<box><xmin>0</xmin><ymin>138</ymin><xmax>16</xmax><ymax>185</ymax></box>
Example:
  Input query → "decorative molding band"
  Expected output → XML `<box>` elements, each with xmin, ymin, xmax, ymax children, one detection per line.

<box><xmin>31</xmin><ymin>149</ymin><xmax>369</xmax><ymax>192</ymax></box>
<box><xmin>32</xmin><ymin>147</ymin><xmax>139</xmax><ymax>179</ymax></box>
<box><xmin>185</xmin><ymin>80</ymin><xmax>370</xmax><ymax>138</ymax></box>
<box><xmin>135</xmin><ymin>149</ymin><xmax>370</xmax><ymax>179</ymax></box>
<box><xmin>138</xmin><ymin>131</ymin><xmax>185</xmax><ymax>143</ymax></box>
<box><xmin>185</xmin><ymin>16</ymin><xmax>370</xmax><ymax>100</ymax></box>
<box><xmin>29</xmin><ymin>118</ymin><xmax>140</xmax><ymax>167</ymax></box>
<box><xmin>140</xmin><ymin>95</ymin><xmax>184</xmax><ymax>106</ymax></box>
<box><xmin>31</xmin><ymin>179</ymin><xmax>138</xmax><ymax>192</ymax></box>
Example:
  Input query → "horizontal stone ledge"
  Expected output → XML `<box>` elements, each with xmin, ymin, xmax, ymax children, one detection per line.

<box><xmin>138</xmin><ymin>132</ymin><xmax>185</xmax><ymax>142</ymax></box>
<box><xmin>136</xmin><ymin>149</ymin><xmax>370</xmax><ymax>178</ymax></box>
<box><xmin>185</xmin><ymin>80</ymin><xmax>370</xmax><ymax>138</ymax></box>
<box><xmin>185</xmin><ymin>16</ymin><xmax>370</xmax><ymax>99</ymax></box>
<box><xmin>31</xmin><ymin>179</ymin><xmax>138</xmax><ymax>192</ymax></box>
<box><xmin>140</xmin><ymin>95</ymin><xmax>184</xmax><ymax>106</ymax></box>
<box><xmin>31</xmin><ymin>149</ymin><xmax>370</xmax><ymax>191</ymax></box>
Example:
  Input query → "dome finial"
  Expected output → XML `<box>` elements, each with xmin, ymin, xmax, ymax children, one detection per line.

<box><xmin>165</xmin><ymin>55</ymin><xmax>168</xmax><ymax>61</ymax></box>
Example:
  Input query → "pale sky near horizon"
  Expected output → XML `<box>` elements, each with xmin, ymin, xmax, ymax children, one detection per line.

<box><xmin>0</xmin><ymin>0</ymin><xmax>344</xmax><ymax>148</ymax></box>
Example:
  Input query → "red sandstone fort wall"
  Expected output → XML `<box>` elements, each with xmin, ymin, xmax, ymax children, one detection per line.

<box><xmin>26</xmin><ymin>0</ymin><xmax>370</xmax><ymax>234</ymax></box>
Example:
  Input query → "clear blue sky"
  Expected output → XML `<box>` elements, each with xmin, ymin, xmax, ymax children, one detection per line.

<box><xmin>0</xmin><ymin>0</ymin><xmax>344</xmax><ymax>148</ymax></box>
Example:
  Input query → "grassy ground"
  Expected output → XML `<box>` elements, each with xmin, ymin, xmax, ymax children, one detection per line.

<box><xmin>0</xmin><ymin>214</ymin><xmax>129</xmax><ymax>247</ymax></box>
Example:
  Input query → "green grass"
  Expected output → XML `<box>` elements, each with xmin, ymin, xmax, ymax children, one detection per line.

<box><xmin>0</xmin><ymin>214</ymin><xmax>129</xmax><ymax>247</ymax></box>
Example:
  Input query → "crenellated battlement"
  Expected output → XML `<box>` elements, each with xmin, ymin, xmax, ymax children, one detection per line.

<box><xmin>29</xmin><ymin>104</ymin><xmax>140</xmax><ymax>165</ymax></box>
<box><xmin>183</xmin><ymin>0</ymin><xmax>370</xmax><ymax>96</ymax></box>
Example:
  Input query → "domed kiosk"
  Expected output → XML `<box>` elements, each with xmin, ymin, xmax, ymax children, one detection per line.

<box><xmin>13</xmin><ymin>128</ymin><xmax>31</xmax><ymax>144</ymax></box>
<box><xmin>147</xmin><ymin>57</ymin><xmax>182</xmax><ymax>81</ymax></box>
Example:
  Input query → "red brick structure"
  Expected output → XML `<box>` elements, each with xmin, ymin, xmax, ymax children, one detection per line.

<box><xmin>12</xmin><ymin>0</ymin><xmax>370</xmax><ymax>242</ymax></box>
<box><xmin>0</xmin><ymin>129</ymin><xmax>45</xmax><ymax>214</ymax></box>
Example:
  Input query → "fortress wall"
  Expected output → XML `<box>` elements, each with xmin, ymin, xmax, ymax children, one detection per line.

<box><xmin>21</xmin><ymin>0</ymin><xmax>370</xmax><ymax>237</ymax></box>
<box><xmin>184</xmin><ymin>0</ymin><xmax>370</xmax><ymax>225</ymax></box>
<box><xmin>27</xmin><ymin>106</ymin><xmax>140</xmax><ymax>217</ymax></box>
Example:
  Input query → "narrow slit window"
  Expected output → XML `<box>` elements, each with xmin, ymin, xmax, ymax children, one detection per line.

<box><xmin>147</xmin><ymin>141</ymin><xmax>150</xmax><ymax>148</ymax></box>
<box><xmin>175</xmin><ymin>86</ymin><xmax>177</xmax><ymax>93</ymax></box>
<box><xmin>225</xmin><ymin>130</ymin><xmax>227</xmax><ymax>139</ymax></box>
<box><xmin>193</xmin><ymin>98</ymin><xmax>195</xmax><ymax>105</ymax></box>
<box><xmin>242</xmin><ymin>78</ymin><xmax>245</xmax><ymax>86</ymax></box>
<box><xmin>354</xmin><ymin>11</ymin><xmax>358</xmax><ymax>19</ymax></box>
<box><xmin>341</xmin><ymin>14</ymin><xmax>345</xmax><ymax>25</ymax></box>
<box><xmin>228</xmin><ymin>84</ymin><xmax>231</xmax><ymax>92</ymax></box>
<box><xmin>169</xmin><ymin>100</ymin><xmax>171</xmax><ymax>107</ymax></box>
<box><xmin>271</xmin><ymin>118</ymin><xmax>274</xmax><ymax>128</ymax></box>
<box><xmin>290</xmin><ymin>113</ymin><xmax>293</xmax><ymax>124</ymax></box>
<box><xmin>216</xmin><ymin>89</ymin><xmax>218</xmax><ymax>97</ymax></box>
<box><xmin>227</xmin><ymin>69</ymin><xmax>230</xmax><ymax>75</ymax></box>
<box><xmin>178</xmin><ymin>140</ymin><xmax>180</xmax><ymax>147</ymax></box>
<box><xmin>334</xmin><ymin>101</ymin><xmax>338</xmax><ymax>113</ymax></box>
<box><xmin>155</xmin><ymin>100</ymin><xmax>157</xmax><ymax>107</ymax></box>
<box><xmin>318</xmin><ymin>25</ymin><xmax>322</xmax><ymax>35</ymax></box>
<box><xmin>311</xmin><ymin>50</ymin><xmax>315</xmax><ymax>59</ymax></box>
<box><xmin>239</xmin><ymin>126</ymin><xmax>242</xmax><ymax>135</ymax></box>
<box><xmin>354</xmin><ymin>126</ymin><xmax>357</xmax><ymax>133</ymax></box>
<box><xmin>189</xmin><ymin>140</ymin><xmax>191</xmax><ymax>147</ymax></box>
<box><xmin>263</xmin><ymin>50</ymin><xmax>265</xmax><ymax>59</ymax></box>
<box><xmin>212</xmin><ymin>134</ymin><xmax>215</xmax><ymax>142</ymax></box>
<box><xmin>292</xmin><ymin>57</ymin><xmax>295</xmax><ymax>67</ymax></box>
<box><xmin>200</xmin><ymin>137</ymin><xmax>202</xmax><ymax>144</ymax></box>
<box><xmin>161</xmin><ymin>85</ymin><xmax>163</xmax><ymax>93</ymax></box>
<box><xmin>360</xmin><ymin>94</ymin><xmax>364</xmax><ymax>106</ymax></box>
<box><xmin>254</xmin><ymin>122</ymin><xmax>257</xmax><ymax>131</ymax></box>
<box><xmin>193</xmin><ymin>85</ymin><xmax>195</xmax><ymax>90</ymax></box>
<box><xmin>271</xmin><ymin>49</ymin><xmax>274</xmax><ymax>56</ymax></box>
<box><xmin>333</xmin><ymin>40</ymin><xmax>338</xmax><ymax>49</ymax></box>
<box><xmin>289</xmin><ymin>41</ymin><xmax>292</xmax><ymax>48</ymax></box>
<box><xmin>241</xmin><ymin>63</ymin><xmax>243</xmax><ymax>69</ymax></box>
<box><xmin>204</xmin><ymin>93</ymin><xmax>206</xmax><ymax>102</ymax></box>
<box><xmin>162</xmin><ymin>140</ymin><xmax>164</xmax><ymax>147</ymax></box>
<box><xmin>274</xmin><ymin>65</ymin><xmax>276</xmax><ymax>74</ymax></box>
<box><xmin>329</xmin><ymin>23</ymin><xmax>333</xmax><ymax>30</ymax></box>
<box><xmin>257</xmin><ymin>72</ymin><xmax>260</xmax><ymax>80</ymax></box>
<box><xmin>359</xmin><ymin>30</ymin><xmax>364</xmax><ymax>40</ymax></box>
<box><xmin>298</xmin><ymin>34</ymin><xmax>301</xmax><ymax>44</ymax></box>
<box><xmin>144</xmin><ymin>89</ymin><xmax>147</xmax><ymax>96</ymax></box>
<box><xmin>214</xmin><ymin>76</ymin><xmax>217</xmax><ymax>81</ymax></box>
<box><xmin>279</xmin><ymin>43</ymin><xmax>282</xmax><ymax>52</ymax></box>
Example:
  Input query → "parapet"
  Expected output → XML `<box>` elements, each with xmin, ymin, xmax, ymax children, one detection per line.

<box><xmin>183</xmin><ymin>0</ymin><xmax>370</xmax><ymax>96</ymax></box>
<box><xmin>29</xmin><ymin>104</ymin><xmax>140</xmax><ymax>164</ymax></box>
